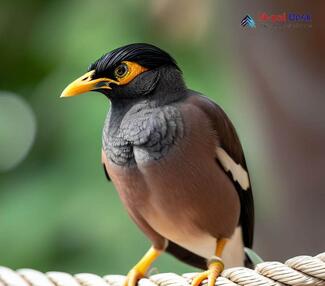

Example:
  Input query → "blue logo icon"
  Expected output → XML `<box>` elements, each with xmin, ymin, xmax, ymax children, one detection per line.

<box><xmin>241</xmin><ymin>15</ymin><xmax>256</xmax><ymax>28</ymax></box>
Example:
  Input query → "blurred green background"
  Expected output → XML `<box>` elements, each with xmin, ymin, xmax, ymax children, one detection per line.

<box><xmin>0</xmin><ymin>0</ymin><xmax>324</xmax><ymax>276</ymax></box>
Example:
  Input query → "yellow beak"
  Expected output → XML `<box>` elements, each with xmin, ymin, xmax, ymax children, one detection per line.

<box><xmin>60</xmin><ymin>70</ymin><xmax>119</xmax><ymax>98</ymax></box>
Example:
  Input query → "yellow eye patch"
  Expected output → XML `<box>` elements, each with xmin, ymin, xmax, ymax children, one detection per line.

<box><xmin>115</xmin><ymin>61</ymin><xmax>148</xmax><ymax>85</ymax></box>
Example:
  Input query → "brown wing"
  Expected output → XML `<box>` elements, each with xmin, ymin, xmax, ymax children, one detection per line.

<box><xmin>187</xmin><ymin>91</ymin><xmax>254</xmax><ymax>248</ymax></box>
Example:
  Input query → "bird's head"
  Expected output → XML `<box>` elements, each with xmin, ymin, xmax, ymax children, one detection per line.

<box><xmin>61</xmin><ymin>43</ymin><xmax>182</xmax><ymax>101</ymax></box>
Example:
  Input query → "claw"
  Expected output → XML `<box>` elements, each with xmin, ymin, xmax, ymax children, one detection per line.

<box><xmin>191</xmin><ymin>260</ymin><xmax>224</xmax><ymax>286</ymax></box>
<box><xmin>191</xmin><ymin>270</ymin><xmax>209</xmax><ymax>286</ymax></box>
<box><xmin>124</xmin><ymin>247</ymin><xmax>161</xmax><ymax>286</ymax></box>
<box><xmin>124</xmin><ymin>268</ymin><xmax>144</xmax><ymax>286</ymax></box>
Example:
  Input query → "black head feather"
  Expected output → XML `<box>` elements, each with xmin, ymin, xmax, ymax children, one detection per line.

<box><xmin>88</xmin><ymin>43</ymin><xmax>179</xmax><ymax>79</ymax></box>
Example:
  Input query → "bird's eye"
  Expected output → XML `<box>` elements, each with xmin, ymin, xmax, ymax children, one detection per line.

<box><xmin>114</xmin><ymin>63</ymin><xmax>128</xmax><ymax>78</ymax></box>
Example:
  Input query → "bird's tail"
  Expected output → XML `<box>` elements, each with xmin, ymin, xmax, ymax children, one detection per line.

<box><xmin>244</xmin><ymin>247</ymin><xmax>264</xmax><ymax>268</ymax></box>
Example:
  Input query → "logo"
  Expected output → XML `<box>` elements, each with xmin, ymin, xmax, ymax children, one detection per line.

<box><xmin>241</xmin><ymin>12</ymin><xmax>312</xmax><ymax>30</ymax></box>
<box><xmin>258</xmin><ymin>12</ymin><xmax>312</xmax><ymax>23</ymax></box>
<box><xmin>241</xmin><ymin>15</ymin><xmax>256</xmax><ymax>28</ymax></box>
<box><xmin>259</xmin><ymin>12</ymin><xmax>286</xmax><ymax>23</ymax></box>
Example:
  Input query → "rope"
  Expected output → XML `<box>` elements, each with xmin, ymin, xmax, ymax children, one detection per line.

<box><xmin>0</xmin><ymin>252</ymin><xmax>324</xmax><ymax>286</ymax></box>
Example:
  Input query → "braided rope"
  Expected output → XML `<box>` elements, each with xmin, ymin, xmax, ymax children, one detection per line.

<box><xmin>0</xmin><ymin>252</ymin><xmax>324</xmax><ymax>286</ymax></box>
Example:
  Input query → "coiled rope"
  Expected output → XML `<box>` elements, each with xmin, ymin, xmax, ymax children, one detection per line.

<box><xmin>0</xmin><ymin>252</ymin><xmax>324</xmax><ymax>286</ymax></box>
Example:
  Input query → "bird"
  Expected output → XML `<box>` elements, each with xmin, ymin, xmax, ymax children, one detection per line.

<box><xmin>61</xmin><ymin>43</ymin><xmax>254</xmax><ymax>286</ymax></box>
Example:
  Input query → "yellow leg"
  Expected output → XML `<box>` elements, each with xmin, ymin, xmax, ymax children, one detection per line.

<box><xmin>124</xmin><ymin>246</ymin><xmax>161</xmax><ymax>286</ymax></box>
<box><xmin>191</xmin><ymin>239</ymin><xmax>227</xmax><ymax>286</ymax></box>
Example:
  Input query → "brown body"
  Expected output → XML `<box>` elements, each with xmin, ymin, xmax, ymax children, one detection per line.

<box><xmin>102</xmin><ymin>95</ymin><xmax>241</xmax><ymax>265</ymax></box>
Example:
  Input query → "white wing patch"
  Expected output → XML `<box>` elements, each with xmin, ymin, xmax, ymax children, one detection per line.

<box><xmin>216</xmin><ymin>147</ymin><xmax>250</xmax><ymax>190</ymax></box>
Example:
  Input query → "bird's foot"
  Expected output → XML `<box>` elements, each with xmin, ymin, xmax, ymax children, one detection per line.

<box><xmin>124</xmin><ymin>267</ymin><xmax>145</xmax><ymax>286</ymax></box>
<box><xmin>124</xmin><ymin>247</ymin><xmax>161</xmax><ymax>286</ymax></box>
<box><xmin>191</xmin><ymin>257</ymin><xmax>224</xmax><ymax>286</ymax></box>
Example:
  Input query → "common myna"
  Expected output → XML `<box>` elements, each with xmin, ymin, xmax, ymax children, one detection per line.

<box><xmin>61</xmin><ymin>43</ymin><xmax>254</xmax><ymax>286</ymax></box>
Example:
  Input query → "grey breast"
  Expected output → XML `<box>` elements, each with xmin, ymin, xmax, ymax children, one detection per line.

<box><xmin>102</xmin><ymin>101</ymin><xmax>184</xmax><ymax>166</ymax></box>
